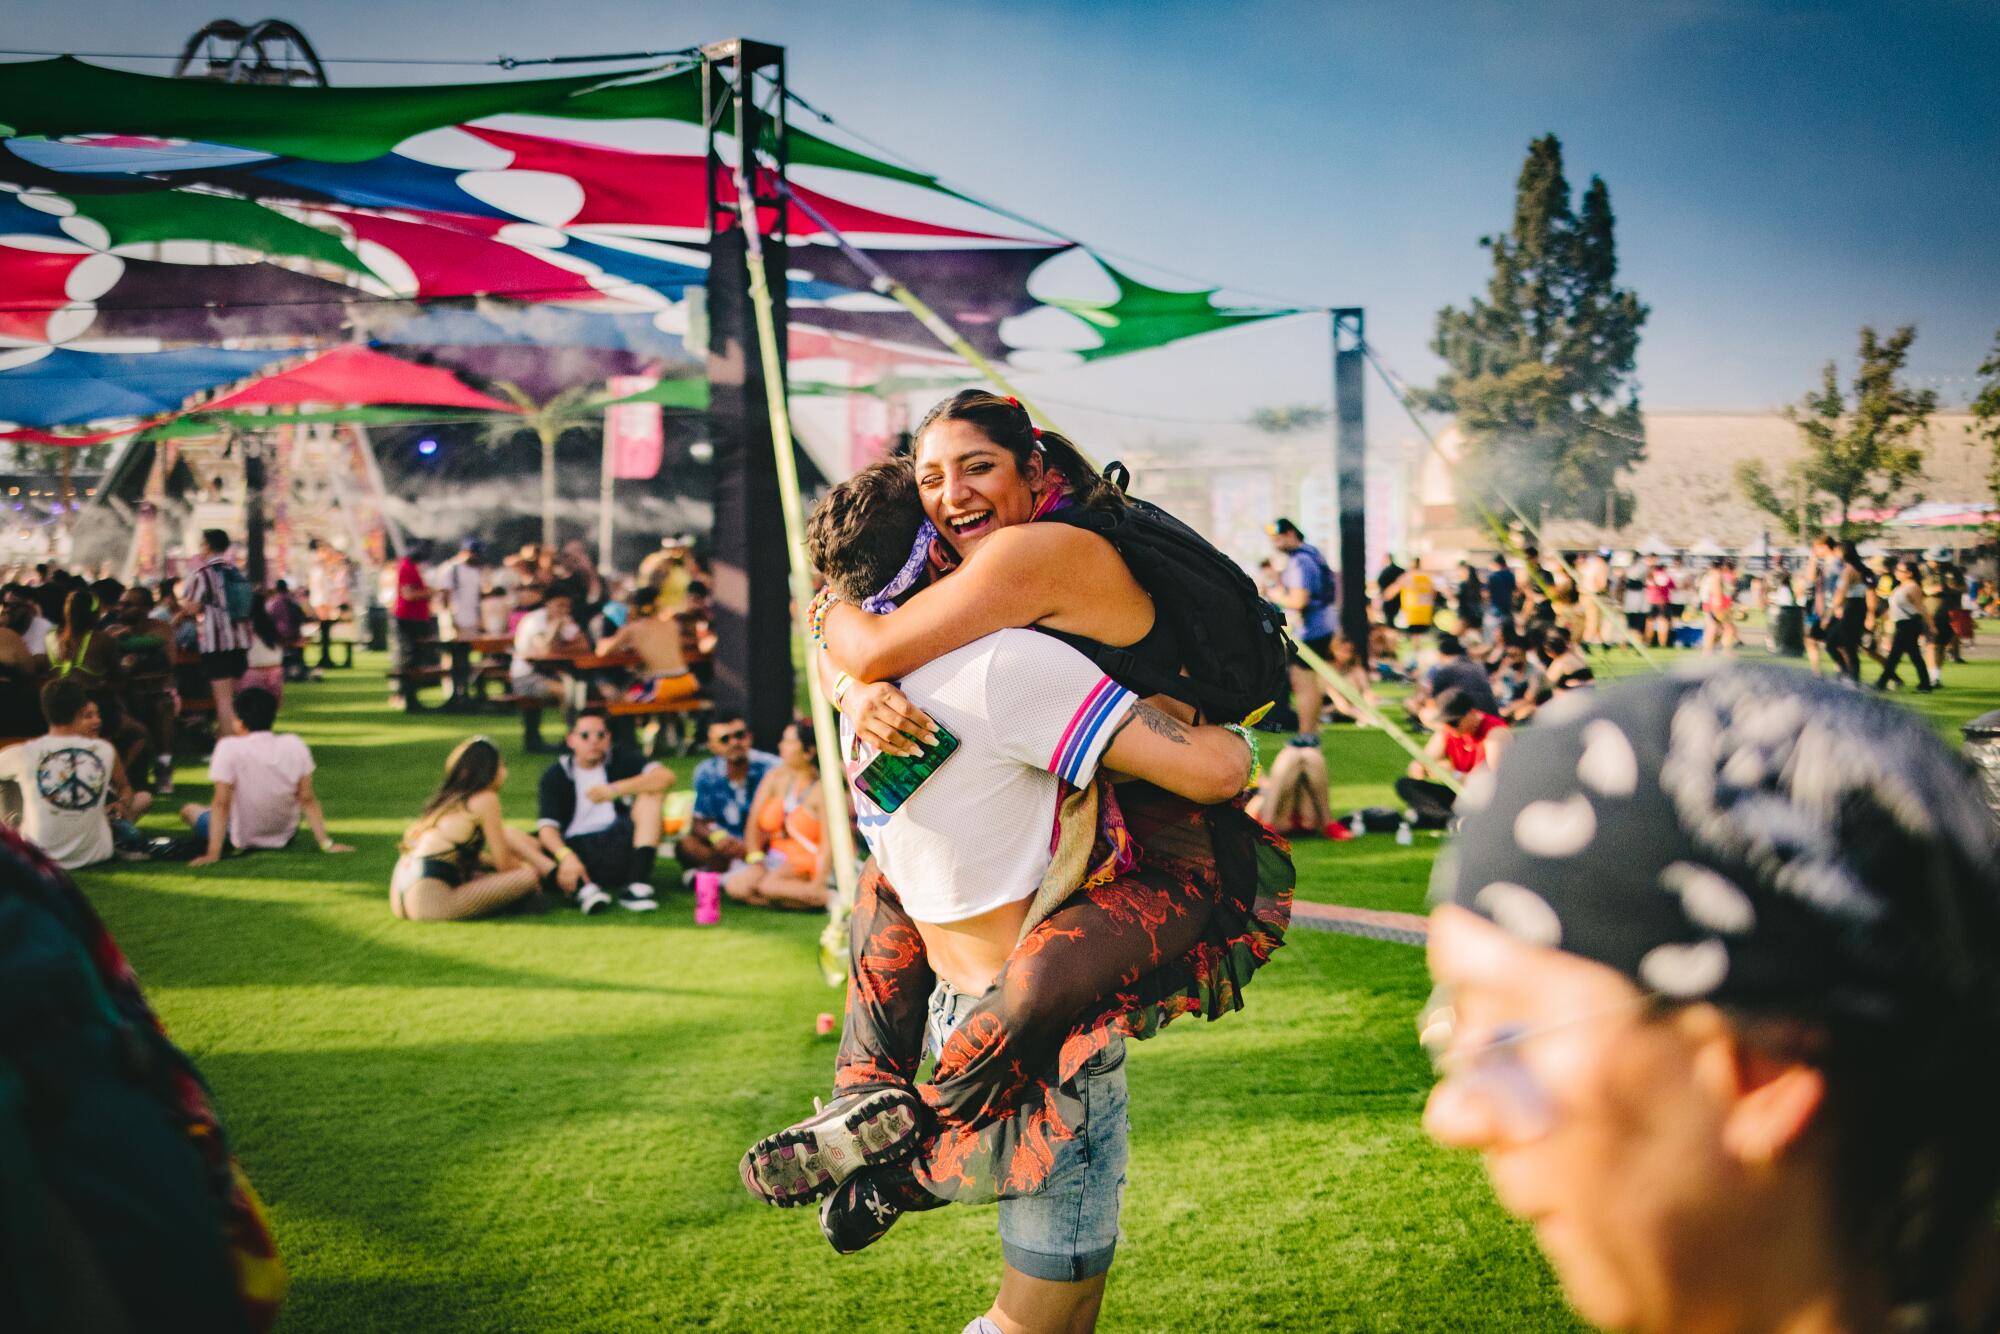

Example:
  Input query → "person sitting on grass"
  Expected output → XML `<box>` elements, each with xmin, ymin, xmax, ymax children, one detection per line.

<box><xmin>1247</xmin><ymin>739</ymin><xmax>1348</xmax><ymax>840</ymax></box>
<box><xmin>1491</xmin><ymin>633</ymin><xmax>1550</xmax><ymax>723</ymax></box>
<box><xmin>393</xmin><ymin>736</ymin><xmax>551</xmax><ymax>921</ymax></box>
<box><xmin>1538</xmin><ymin>627</ymin><xmax>1597</xmax><ymax>693</ymax></box>
<box><xmin>721</xmin><ymin>720</ymin><xmax>829</xmax><ymax>911</ymax></box>
<box><xmin>1394</xmin><ymin>686</ymin><xmax>1510</xmax><ymax>830</ymax></box>
<box><xmin>674</xmin><ymin>716</ymin><xmax>778</xmax><ymax>875</ymax></box>
<box><xmin>0</xmin><ymin>679</ymin><xmax>127</xmax><ymax>870</ymax></box>
<box><xmin>180</xmin><ymin>686</ymin><xmax>351</xmax><ymax>866</ymax></box>
<box><xmin>534</xmin><ymin>706</ymin><xmax>672</xmax><ymax>914</ymax></box>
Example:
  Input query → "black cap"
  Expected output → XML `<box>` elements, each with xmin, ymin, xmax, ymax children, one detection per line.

<box><xmin>1267</xmin><ymin>517</ymin><xmax>1303</xmax><ymax>539</ymax></box>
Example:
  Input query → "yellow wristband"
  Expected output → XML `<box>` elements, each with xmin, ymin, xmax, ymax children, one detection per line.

<box><xmin>831</xmin><ymin>671</ymin><xmax>854</xmax><ymax>707</ymax></box>
<box><xmin>746</xmin><ymin>850</ymin><xmax>766</xmax><ymax>865</ymax></box>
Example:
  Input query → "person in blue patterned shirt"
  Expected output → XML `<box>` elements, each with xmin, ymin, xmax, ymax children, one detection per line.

<box><xmin>674</xmin><ymin>714</ymin><xmax>778</xmax><ymax>873</ymax></box>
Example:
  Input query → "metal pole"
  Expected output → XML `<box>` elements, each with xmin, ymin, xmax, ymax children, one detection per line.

<box><xmin>598</xmin><ymin>422</ymin><xmax>615</xmax><ymax>576</ymax></box>
<box><xmin>702</xmin><ymin>38</ymin><xmax>794</xmax><ymax>752</ymax></box>
<box><xmin>1331</xmin><ymin>308</ymin><xmax>1370</xmax><ymax>660</ymax></box>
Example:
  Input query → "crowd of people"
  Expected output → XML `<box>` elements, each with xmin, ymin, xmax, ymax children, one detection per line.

<box><xmin>1244</xmin><ymin>524</ymin><xmax>1989</xmax><ymax>843</ymax></box>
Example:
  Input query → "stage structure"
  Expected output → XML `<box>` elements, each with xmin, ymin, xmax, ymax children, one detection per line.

<box><xmin>0</xmin><ymin>33</ymin><xmax>1347</xmax><ymax>757</ymax></box>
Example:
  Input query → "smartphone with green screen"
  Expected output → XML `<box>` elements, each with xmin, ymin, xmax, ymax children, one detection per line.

<box><xmin>854</xmin><ymin>721</ymin><xmax>960</xmax><ymax>815</ymax></box>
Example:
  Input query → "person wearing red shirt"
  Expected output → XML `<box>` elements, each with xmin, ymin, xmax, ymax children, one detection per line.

<box><xmin>1396</xmin><ymin>687</ymin><xmax>1510</xmax><ymax>828</ymax></box>
<box><xmin>390</xmin><ymin>545</ymin><xmax>436</xmax><ymax>706</ymax></box>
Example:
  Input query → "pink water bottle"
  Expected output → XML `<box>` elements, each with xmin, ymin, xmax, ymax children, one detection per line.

<box><xmin>693</xmin><ymin>871</ymin><xmax>722</xmax><ymax>925</ymax></box>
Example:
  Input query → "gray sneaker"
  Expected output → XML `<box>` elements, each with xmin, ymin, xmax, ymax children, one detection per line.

<box><xmin>739</xmin><ymin>1087</ymin><xmax>924</xmax><ymax>1207</ymax></box>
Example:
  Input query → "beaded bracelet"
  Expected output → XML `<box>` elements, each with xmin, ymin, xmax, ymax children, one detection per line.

<box><xmin>807</xmin><ymin>586</ymin><xmax>837</xmax><ymax>646</ymax></box>
<box><xmin>1222</xmin><ymin>722</ymin><xmax>1263</xmax><ymax>789</ymax></box>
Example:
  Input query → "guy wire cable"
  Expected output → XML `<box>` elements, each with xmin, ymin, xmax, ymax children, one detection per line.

<box><xmin>732</xmin><ymin>164</ymin><xmax>862</xmax><ymax>984</ymax></box>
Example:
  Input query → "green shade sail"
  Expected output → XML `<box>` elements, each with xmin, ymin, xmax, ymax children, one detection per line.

<box><xmin>74</xmin><ymin>191</ymin><xmax>375</xmax><ymax>278</ymax></box>
<box><xmin>1044</xmin><ymin>260</ymin><xmax>1301</xmax><ymax>361</ymax></box>
<box><xmin>0</xmin><ymin>57</ymin><xmax>702</xmax><ymax>163</ymax></box>
<box><xmin>592</xmin><ymin>377</ymin><xmax>711</xmax><ymax>410</ymax></box>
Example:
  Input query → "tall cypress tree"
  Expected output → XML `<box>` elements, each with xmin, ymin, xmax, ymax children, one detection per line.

<box><xmin>1427</xmin><ymin>135</ymin><xmax>1648</xmax><ymax>528</ymax></box>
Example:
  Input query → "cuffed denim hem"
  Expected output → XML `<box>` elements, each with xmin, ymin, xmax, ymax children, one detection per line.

<box><xmin>1001</xmin><ymin>1236</ymin><xmax>1118</xmax><ymax>1283</ymax></box>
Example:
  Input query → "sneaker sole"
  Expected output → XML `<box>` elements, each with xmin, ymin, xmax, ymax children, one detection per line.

<box><xmin>617</xmin><ymin>898</ymin><xmax>659</xmax><ymax>912</ymax></box>
<box><xmin>741</xmin><ymin>1092</ymin><xmax>922</xmax><ymax>1207</ymax></box>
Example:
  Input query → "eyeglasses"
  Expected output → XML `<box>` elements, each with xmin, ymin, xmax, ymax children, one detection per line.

<box><xmin>712</xmin><ymin>729</ymin><xmax>749</xmax><ymax>743</ymax></box>
<box><xmin>1419</xmin><ymin>986</ymin><xmax>1659</xmax><ymax>1142</ymax></box>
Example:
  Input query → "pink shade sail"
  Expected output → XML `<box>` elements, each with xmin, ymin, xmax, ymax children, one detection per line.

<box><xmin>461</xmin><ymin>127</ymin><xmax>1024</xmax><ymax>241</ymax></box>
<box><xmin>200</xmin><ymin>344</ymin><xmax>520</xmax><ymax>412</ymax></box>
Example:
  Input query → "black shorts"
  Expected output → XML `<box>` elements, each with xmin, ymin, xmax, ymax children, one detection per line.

<box><xmin>567</xmin><ymin>824</ymin><xmax>636</xmax><ymax>887</ymax></box>
<box><xmin>201</xmin><ymin>649</ymin><xmax>248</xmax><ymax>681</ymax></box>
<box><xmin>1289</xmin><ymin>634</ymin><xmax>1335</xmax><ymax>667</ymax></box>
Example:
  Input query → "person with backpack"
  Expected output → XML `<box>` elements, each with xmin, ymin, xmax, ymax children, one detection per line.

<box><xmin>1266</xmin><ymin>516</ymin><xmax>1338</xmax><ymax>747</ymax></box>
<box><xmin>181</xmin><ymin>528</ymin><xmax>255</xmax><ymax>739</ymax></box>
<box><xmin>741</xmin><ymin>458</ymin><xmax>1268</xmax><ymax>1330</ymax></box>
<box><xmin>747</xmin><ymin>395</ymin><xmax>1293</xmax><ymax>1281</ymax></box>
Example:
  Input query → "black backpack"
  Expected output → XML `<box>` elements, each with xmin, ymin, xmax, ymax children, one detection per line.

<box><xmin>1040</xmin><ymin>466</ymin><xmax>1293</xmax><ymax>725</ymax></box>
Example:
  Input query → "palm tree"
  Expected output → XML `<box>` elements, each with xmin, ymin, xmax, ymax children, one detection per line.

<box><xmin>476</xmin><ymin>382</ymin><xmax>603</xmax><ymax>548</ymax></box>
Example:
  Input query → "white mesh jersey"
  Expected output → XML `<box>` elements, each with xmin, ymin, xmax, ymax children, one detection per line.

<box><xmin>843</xmin><ymin>629</ymin><xmax>1136</xmax><ymax>924</ymax></box>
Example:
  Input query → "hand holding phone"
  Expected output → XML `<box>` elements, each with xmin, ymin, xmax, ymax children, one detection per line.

<box><xmin>854</xmin><ymin>722</ymin><xmax>960</xmax><ymax>814</ymax></box>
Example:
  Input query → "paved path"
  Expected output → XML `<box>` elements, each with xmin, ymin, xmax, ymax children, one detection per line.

<box><xmin>1292</xmin><ymin>900</ymin><xmax>1428</xmax><ymax>946</ymax></box>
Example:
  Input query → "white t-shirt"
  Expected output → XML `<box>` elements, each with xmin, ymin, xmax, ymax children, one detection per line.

<box><xmin>22</xmin><ymin>616</ymin><xmax>51</xmax><ymax>656</ymax></box>
<box><xmin>440</xmin><ymin>561</ymin><xmax>484</xmax><ymax>633</ymax></box>
<box><xmin>0</xmin><ymin>734</ymin><xmax>116</xmax><ymax>869</ymax></box>
<box><xmin>210</xmin><ymin>731</ymin><xmax>315</xmax><ymax>849</ymax></box>
<box><xmin>844</xmin><ymin>629</ymin><xmax>1136</xmax><ymax>924</ymax></box>
<box><xmin>565</xmin><ymin>762</ymin><xmax>618</xmax><ymax>838</ymax></box>
<box><xmin>509</xmin><ymin>607</ymin><xmax>581</xmax><ymax>680</ymax></box>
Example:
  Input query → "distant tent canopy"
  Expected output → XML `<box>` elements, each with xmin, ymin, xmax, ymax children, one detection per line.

<box><xmin>0</xmin><ymin>54</ymin><xmax>1300</xmax><ymax>436</ymax></box>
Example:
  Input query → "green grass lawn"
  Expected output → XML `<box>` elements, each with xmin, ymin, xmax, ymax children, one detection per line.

<box><xmin>73</xmin><ymin>642</ymin><xmax>2000</xmax><ymax>1332</ymax></box>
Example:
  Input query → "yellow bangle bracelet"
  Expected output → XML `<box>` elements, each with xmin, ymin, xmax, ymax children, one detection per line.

<box><xmin>831</xmin><ymin>671</ymin><xmax>854</xmax><ymax>707</ymax></box>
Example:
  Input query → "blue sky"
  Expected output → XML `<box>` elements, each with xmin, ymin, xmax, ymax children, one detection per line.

<box><xmin>7</xmin><ymin>0</ymin><xmax>1997</xmax><ymax>429</ymax></box>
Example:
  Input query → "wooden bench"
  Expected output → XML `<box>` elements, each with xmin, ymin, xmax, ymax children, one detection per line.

<box><xmin>606</xmin><ymin>696</ymin><xmax>713</xmax><ymax>757</ymax></box>
<box><xmin>393</xmin><ymin>664</ymin><xmax>450</xmax><ymax>712</ymax></box>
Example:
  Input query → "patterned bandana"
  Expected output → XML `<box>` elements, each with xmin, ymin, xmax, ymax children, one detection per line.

<box><xmin>1436</xmin><ymin>664</ymin><xmax>2000</xmax><ymax>1025</ymax></box>
<box><xmin>863</xmin><ymin>519</ymin><xmax>940</xmax><ymax>614</ymax></box>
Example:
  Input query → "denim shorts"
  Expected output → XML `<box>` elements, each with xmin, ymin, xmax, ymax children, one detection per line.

<box><xmin>927</xmin><ymin>981</ymin><xmax>1129</xmax><ymax>1282</ymax></box>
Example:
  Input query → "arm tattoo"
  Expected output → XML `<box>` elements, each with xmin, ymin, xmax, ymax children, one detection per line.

<box><xmin>1130</xmin><ymin>702</ymin><xmax>1191</xmax><ymax>744</ymax></box>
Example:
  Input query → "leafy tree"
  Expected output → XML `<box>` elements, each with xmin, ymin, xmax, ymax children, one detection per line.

<box><xmin>1426</xmin><ymin>134</ymin><xmax>1648</xmax><ymax>529</ymax></box>
<box><xmin>1738</xmin><ymin>325</ymin><xmax>1937</xmax><ymax>539</ymax></box>
<box><xmin>1248</xmin><ymin>404</ymin><xmax>1330</xmax><ymax>435</ymax></box>
<box><xmin>476</xmin><ymin>383</ymin><xmax>602</xmax><ymax>548</ymax></box>
<box><xmin>1975</xmin><ymin>328</ymin><xmax>2000</xmax><ymax>521</ymax></box>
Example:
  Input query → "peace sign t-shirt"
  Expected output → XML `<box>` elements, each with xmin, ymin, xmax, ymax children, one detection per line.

<box><xmin>0</xmin><ymin>734</ymin><xmax>115</xmax><ymax>869</ymax></box>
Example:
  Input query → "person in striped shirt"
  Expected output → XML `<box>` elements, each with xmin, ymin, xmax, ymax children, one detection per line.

<box><xmin>180</xmin><ymin>529</ymin><xmax>255</xmax><ymax>739</ymax></box>
<box><xmin>742</xmin><ymin>459</ymin><xmax>1273</xmax><ymax>1334</ymax></box>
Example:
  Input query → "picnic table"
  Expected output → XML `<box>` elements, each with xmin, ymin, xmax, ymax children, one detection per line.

<box><xmin>437</xmin><ymin>633</ymin><xmax>514</xmax><ymax>711</ymax></box>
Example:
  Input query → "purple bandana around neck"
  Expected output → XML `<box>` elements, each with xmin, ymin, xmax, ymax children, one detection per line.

<box><xmin>863</xmin><ymin>519</ymin><xmax>939</xmax><ymax>614</ymax></box>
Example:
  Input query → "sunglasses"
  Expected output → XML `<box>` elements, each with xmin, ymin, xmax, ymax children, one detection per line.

<box><xmin>1419</xmin><ymin>987</ymin><xmax>1659</xmax><ymax>1142</ymax></box>
<box><xmin>712</xmin><ymin>729</ymin><xmax>749</xmax><ymax>743</ymax></box>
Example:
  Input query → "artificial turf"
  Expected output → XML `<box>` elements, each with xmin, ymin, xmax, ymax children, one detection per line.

<box><xmin>72</xmin><ymin>639</ymin><xmax>2000</xmax><ymax>1332</ymax></box>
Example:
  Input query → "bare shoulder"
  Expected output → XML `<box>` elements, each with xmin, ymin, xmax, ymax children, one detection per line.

<box><xmin>971</xmin><ymin>520</ymin><xmax>1118</xmax><ymax>572</ymax></box>
<box><xmin>465</xmin><ymin>789</ymin><xmax>502</xmax><ymax>816</ymax></box>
